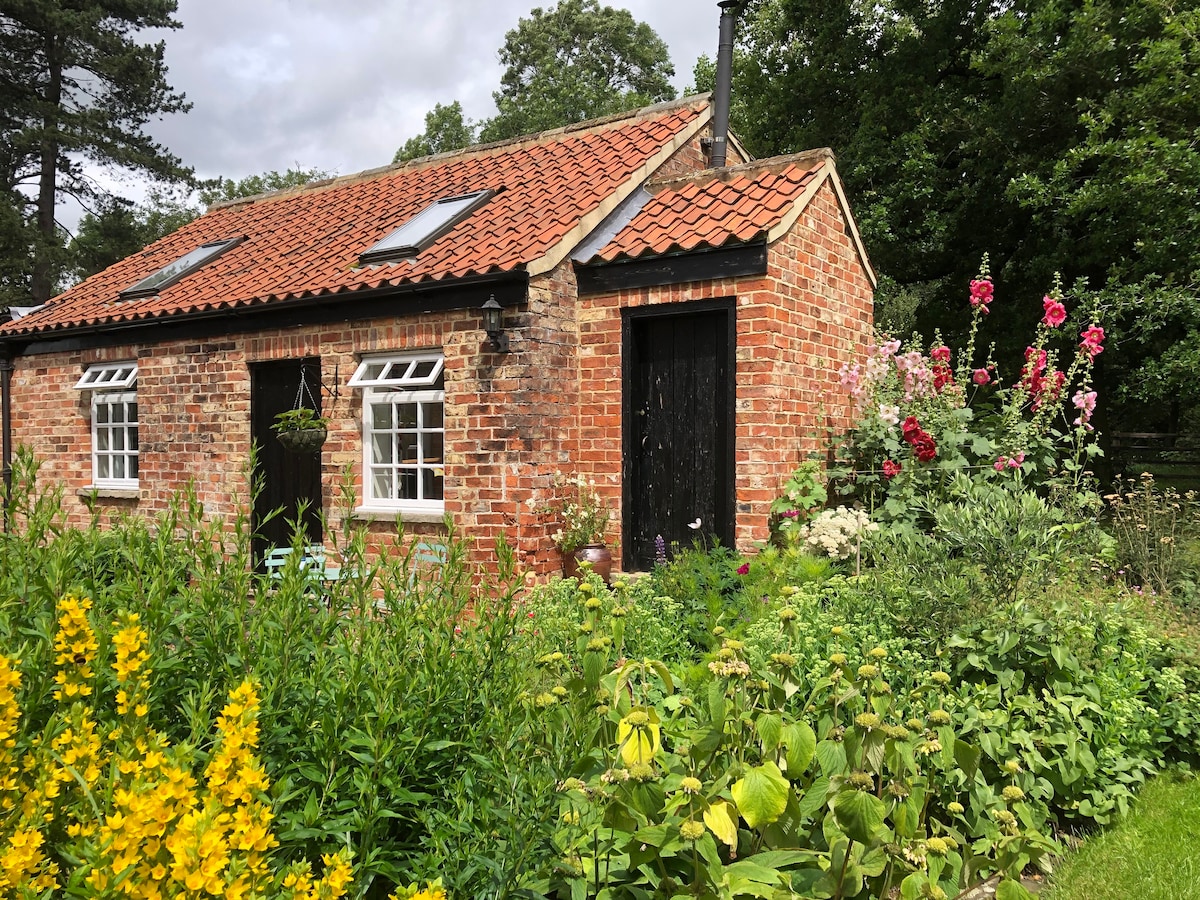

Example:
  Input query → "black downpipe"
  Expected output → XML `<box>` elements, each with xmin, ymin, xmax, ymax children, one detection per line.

<box><xmin>1</xmin><ymin>349</ymin><xmax>12</xmax><ymax>532</ymax></box>
<box><xmin>711</xmin><ymin>0</ymin><xmax>741</xmax><ymax>168</ymax></box>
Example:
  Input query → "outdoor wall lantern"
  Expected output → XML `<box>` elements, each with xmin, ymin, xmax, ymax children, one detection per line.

<box><xmin>482</xmin><ymin>296</ymin><xmax>509</xmax><ymax>353</ymax></box>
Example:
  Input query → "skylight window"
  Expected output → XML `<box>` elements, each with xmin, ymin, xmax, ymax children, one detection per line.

<box><xmin>119</xmin><ymin>237</ymin><xmax>242</xmax><ymax>299</ymax></box>
<box><xmin>359</xmin><ymin>190</ymin><xmax>494</xmax><ymax>264</ymax></box>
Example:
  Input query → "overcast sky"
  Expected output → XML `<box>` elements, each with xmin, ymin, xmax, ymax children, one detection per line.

<box><xmin>112</xmin><ymin>0</ymin><xmax>722</xmax><ymax>197</ymax></box>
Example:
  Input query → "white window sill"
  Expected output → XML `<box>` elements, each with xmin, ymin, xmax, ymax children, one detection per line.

<box><xmin>352</xmin><ymin>506</ymin><xmax>447</xmax><ymax>525</ymax></box>
<box><xmin>78</xmin><ymin>486</ymin><xmax>139</xmax><ymax>500</ymax></box>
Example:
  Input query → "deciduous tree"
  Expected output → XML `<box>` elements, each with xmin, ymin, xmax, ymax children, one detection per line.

<box><xmin>479</xmin><ymin>0</ymin><xmax>676</xmax><ymax>143</ymax></box>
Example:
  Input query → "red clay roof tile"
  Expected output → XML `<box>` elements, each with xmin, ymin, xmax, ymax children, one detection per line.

<box><xmin>585</xmin><ymin>155</ymin><xmax>828</xmax><ymax>263</ymax></box>
<box><xmin>4</xmin><ymin>98</ymin><xmax>710</xmax><ymax>338</ymax></box>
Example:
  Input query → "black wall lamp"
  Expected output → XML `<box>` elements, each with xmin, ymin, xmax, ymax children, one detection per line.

<box><xmin>482</xmin><ymin>296</ymin><xmax>509</xmax><ymax>352</ymax></box>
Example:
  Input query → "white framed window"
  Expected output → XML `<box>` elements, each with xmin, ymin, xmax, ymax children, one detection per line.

<box><xmin>349</xmin><ymin>353</ymin><xmax>445</xmax><ymax>512</ymax></box>
<box><xmin>76</xmin><ymin>363</ymin><xmax>139</xmax><ymax>489</ymax></box>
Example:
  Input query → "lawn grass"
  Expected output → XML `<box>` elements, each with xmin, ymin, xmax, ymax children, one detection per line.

<box><xmin>1043</xmin><ymin>771</ymin><xmax>1200</xmax><ymax>900</ymax></box>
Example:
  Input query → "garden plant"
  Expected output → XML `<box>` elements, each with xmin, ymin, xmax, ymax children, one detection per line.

<box><xmin>0</xmin><ymin>271</ymin><xmax>1197</xmax><ymax>898</ymax></box>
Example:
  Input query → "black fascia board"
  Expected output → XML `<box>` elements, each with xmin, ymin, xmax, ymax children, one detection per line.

<box><xmin>4</xmin><ymin>273</ymin><xmax>528</xmax><ymax>357</ymax></box>
<box><xmin>575</xmin><ymin>241</ymin><xmax>767</xmax><ymax>295</ymax></box>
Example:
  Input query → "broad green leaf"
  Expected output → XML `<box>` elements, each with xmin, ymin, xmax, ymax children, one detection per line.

<box><xmin>832</xmin><ymin>789</ymin><xmax>886</xmax><ymax>845</ymax></box>
<box><xmin>756</xmin><ymin>713</ymin><xmax>782</xmax><ymax>752</ymax></box>
<box><xmin>732</xmin><ymin>761</ymin><xmax>791</xmax><ymax>829</ymax></box>
<box><xmin>782</xmin><ymin>722</ymin><xmax>817</xmax><ymax>776</ymax></box>
<box><xmin>815</xmin><ymin>739</ymin><xmax>848</xmax><ymax>776</ymax></box>
<box><xmin>954</xmin><ymin>740</ymin><xmax>981</xmax><ymax>782</ymax></box>
<box><xmin>648</xmin><ymin>659</ymin><xmax>675</xmax><ymax>694</ymax></box>
<box><xmin>996</xmin><ymin>879</ymin><xmax>1036</xmax><ymax>900</ymax></box>
<box><xmin>703</xmin><ymin>799</ymin><xmax>739</xmax><ymax>850</ymax></box>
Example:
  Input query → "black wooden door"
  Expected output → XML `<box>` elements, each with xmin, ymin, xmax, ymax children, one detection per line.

<box><xmin>250</xmin><ymin>358</ymin><xmax>323</xmax><ymax>561</ymax></box>
<box><xmin>624</xmin><ymin>303</ymin><xmax>735</xmax><ymax>570</ymax></box>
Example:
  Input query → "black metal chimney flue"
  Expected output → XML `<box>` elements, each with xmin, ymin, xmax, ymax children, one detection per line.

<box><xmin>711</xmin><ymin>0</ymin><xmax>741</xmax><ymax>168</ymax></box>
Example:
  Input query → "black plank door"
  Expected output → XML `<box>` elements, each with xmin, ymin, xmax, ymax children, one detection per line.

<box><xmin>623</xmin><ymin>302</ymin><xmax>735</xmax><ymax>570</ymax></box>
<box><xmin>250</xmin><ymin>357</ymin><xmax>324</xmax><ymax>561</ymax></box>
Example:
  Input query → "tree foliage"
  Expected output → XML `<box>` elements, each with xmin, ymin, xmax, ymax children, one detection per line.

<box><xmin>716</xmin><ymin>0</ymin><xmax>1200</xmax><ymax>434</ymax></box>
<box><xmin>196</xmin><ymin>167</ymin><xmax>331</xmax><ymax>208</ymax></box>
<box><xmin>393</xmin><ymin>102</ymin><xmax>477</xmax><ymax>164</ymax></box>
<box><xmin>478</xmin><ymin>0</ymin><xmax>676</xmax><ymax>143</ymax></box>
<box><xmin>0</xmin><ymin>0</ymin><xmax>193</xmax><ymax>306</ymax></box>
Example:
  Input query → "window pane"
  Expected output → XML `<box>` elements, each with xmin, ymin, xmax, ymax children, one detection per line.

<box><xmin>398</xmin><ymin>469</ymin><xmax>417</xmax><ymax>500</ymax></box>
<box><xmin>371</xmin><ymin>402</ymin><xmax>392</xmax><ymax>430</ymax></box>
<box><xmin>129</xmin><ymin>426</ymin><xmax>139</xmax><ymax>452</ymax></box>
<box><xmin>111</xmin><ymin>404</ymin><xmax>124</xmax><ymax>424</ymax></box>
<box><xmin>113</xmin><ymin>429</ymin><xmax>125</xmax><ymax>451</ymax></box>
<box><xmin>423</xmin><ymin>468</ymin><xmax>444</xmax><ymax>500</ymax></box>
<box><xmin>397</xmin><ymin>403</ymin><xmax>417</xmax><ymax>428</ymax></box>
<box><xmin>96</xmin><ymin>404</ymin><xmax>109</xmax><ymax>424</ymax></box>
<box><xmin>130</xmin><ymin>456</ymin><xmax>138</xmax><ymax>478</ymax></box>
<box><xmin>372</xmin><ymin>433</ymin><xmax>394</xmax><ymax>465</ymax></box>
<box><xmin>399</xmin><ymin>433</ymin><xmax>418</xmax><ymax>462</ymax></box>
<box><xmin>412</xmin><ymin>360</ymin><xmax>435</xmax><ymax>380</ymax></box>
<box><xmin>113</xmin><ymin>457</ymin><xmax>125</xmax><ymax>479</ymax></box>
<box><xmin>128</xmin><ymin>402</ymin><xmax>138</xmax><ymax>423</ymax></box>
<box><xmin>97</xmin><ymin>429</ymin><xmax>110</xmax><ymax>451</ymax></box>
<box><xmin>372</xmin><ymin>470</ymin><xmax>392</xmax><ymax>500</ymax></box>
<box><xmin>423</xmin><ymin>433</ymin><xmax>443</xmax><ymax>463</ymax></box>
<box><xmin>97</xmin><ymin>456</ymin><xmax>110</xmax><ymax>479</ymax></box>
<box><xmin>422</xmin><ymin>402</ymin><xmax>443</xmax><ymax>429</ymax></box>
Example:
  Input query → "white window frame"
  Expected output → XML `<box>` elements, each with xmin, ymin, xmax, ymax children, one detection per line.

<box><xmin>349</xmin><ymin>352</ymin><xmax>445</xmax><ymax>513</ymax></box>
<box><xmin>76</xmin><ymin>363</ymin><xmax>139</xmax><ymax>490</ymax></box>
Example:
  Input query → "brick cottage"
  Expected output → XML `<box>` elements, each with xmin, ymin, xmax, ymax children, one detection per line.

<box><xmin>0</xmin><ymin>95</ymin><xmax>874</xmax><ymax>578</ymax></box>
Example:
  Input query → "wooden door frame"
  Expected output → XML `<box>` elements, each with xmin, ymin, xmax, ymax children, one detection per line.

<box><xmin>621</xmin><ymin>298</ymin><xmax>737</xmax><ymax>570</ymax></box>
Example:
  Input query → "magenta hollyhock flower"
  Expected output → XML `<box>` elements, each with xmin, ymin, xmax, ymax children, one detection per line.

<box><xmin>1080</xmin><ymin>325</ymin><xmax>1106</xmax><ymax>358</ymax></box>
<box><xmin>1041</xmin><ymin>296</ymin><xmax>1067</xmax><ymax>328</ymax></box>
<box><xmin>973</xmin><ymin>368</ymin><xmax>991</xmax><ymax>385</ymax></box>
<box><xmin>994</xmin><ymin>456</ymin><xmax>1008</xmax><ymax>472</ymax></box>
<box><xmin>931</xmin><ymin>345</ymin><xmax>951</xmax><ymax>364</ymax></box>
<box><xmin>882</xmin><ymin>459</ymin><xmax>902</xmax><ymax>479</ymax></box>
<box><xmin>736</xmin><ymin>562</ymin><xmax>750</xmax><ymax>576</ymax></box>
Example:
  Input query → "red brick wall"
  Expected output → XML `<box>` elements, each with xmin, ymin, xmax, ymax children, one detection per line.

<box><xmin>5</xmin><ymin>309</ymin><xmax>545</xmax><ymax>569</ymax></box>
<box><xmin>575</xmin><ymin>176</ymin><xmax>874</xmax><ymax>552</ymax></box>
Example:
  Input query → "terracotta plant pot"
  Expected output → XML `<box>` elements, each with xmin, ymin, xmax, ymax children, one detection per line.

<box><xmin>277</xmin><ymin>426</ymin><xmax>327</xmax><ymax>453</ymax></box>
<box><xmin>562</xmin><ymin>544</ymin><xmax>613</xmax><ymax>584</ymax></box>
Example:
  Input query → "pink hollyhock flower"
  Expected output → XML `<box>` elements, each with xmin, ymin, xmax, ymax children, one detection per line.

<box><xmin>736</xmin><ymin>562</ymin><xmax>750</xmax><ymax>576</ymax></box>
<box><xmin>1073</xmin><ymin>389</ymin><xmax>1098</xmax><ymax>429</ymax></box>
<box><xmin>1080</xmin><ymin>325</ymin><xmax>1105</xmax><ymax>358</ymax></box>
<box><xmin>970</xmin><ymin>278</ymin><xmax>994</xmax><ymax>312</ymax></box>
<box><xmin>878</xmin><ymin>339</ymin><xmax>902</xmax><ymax>358</ymax></box>
<box><xmin>931</xmin><ymin>345</ymin><xmax>951</xmax><ymax>364</ymax></box>
<box><xmin>779</xmin><ymin>509</ymin><xmax>801</xmax><ymax>518</ymax></box>
<box><xmin>1041</xmin><ymin>296</ymin><xmax>1067</xmax><ymax>328</ymax></box>
<box><xmin>973</xmin><ymin>368</ymin><xmax>991</xmax><ymax>385</ymax></box>
<box><xmin>882</xmin><ymin>459</ymin><xmax>902</xmax><ymax>479</ymax></box>
<box><xmin>1007</xmin><ymin>451</ymin><xmax>1026</xmax><ymax>469</ymax></box>
<box><xmin>994</xmin><ymin>456</ymin><xmax>1008</xmax><ymax>472</ymax></box>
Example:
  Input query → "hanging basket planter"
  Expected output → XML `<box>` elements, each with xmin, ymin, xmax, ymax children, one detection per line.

<box><xmin>276</xmin><ymin>425</ymin><xmax>327</xmax><ymax>454</ymax></box>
